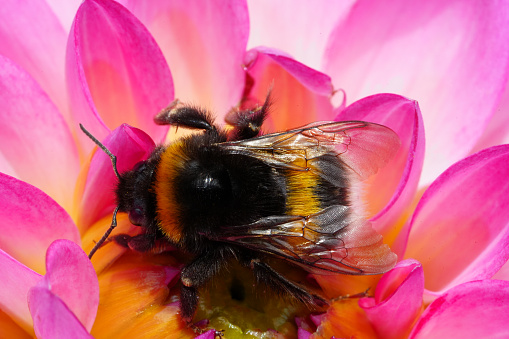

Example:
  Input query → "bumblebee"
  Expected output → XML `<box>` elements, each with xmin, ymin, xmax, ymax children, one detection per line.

<box><xmin>81</xmin><ymin>95</ymin><xmax>399</xmax><ymax>324</ymax></box>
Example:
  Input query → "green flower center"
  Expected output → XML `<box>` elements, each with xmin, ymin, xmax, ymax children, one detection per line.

<box><xmin>193</xmin><ymin>262</ymin><xmax>315</xmax><ymax>338</ymax></box>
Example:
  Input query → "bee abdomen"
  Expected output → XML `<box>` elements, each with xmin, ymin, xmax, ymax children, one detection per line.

<box><xmin>285</xmin><ymin>153</ymin><xmax>350</xmax><ymax>216</ymax></box>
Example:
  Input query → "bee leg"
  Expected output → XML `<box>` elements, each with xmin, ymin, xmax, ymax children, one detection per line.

<box><xmin>180</xmin><ymin>284</ymin><xmax>199</xmax><ymax>325</ymax></box>
<box><xmin>179</xmin><ymin>250</ymin><xmax>230</xmax><ymax>324</ymax></box>
<box><xmin>154</xmin><ymin>100</ymin><xmax>215</xmax><ymax>131</ymax></box>
<box><xmin>226</xmin><ymin>93</ymin><xmax>270</xmax><ymax>140</ymax></box>
<box><xmin>249</xmin><ymin>259</ymin><xmax>328</xmax><ymax>308</ymax></box>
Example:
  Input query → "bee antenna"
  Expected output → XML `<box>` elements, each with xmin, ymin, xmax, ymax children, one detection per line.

<box><xmin>79</xmin><ymin>124</ymin><xmax>121</xmax><ymax>180</ymax></box>
<box><xmin>88</xmin><ymin>206</ymin><xmax>119</xmax><ymax>259</ymax></box>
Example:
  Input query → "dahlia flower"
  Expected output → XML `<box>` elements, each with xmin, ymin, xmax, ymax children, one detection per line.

<box><xmin>1</xmin><ymin>0</ymin><xmax>508</xmax><ymax>338</ymax></box>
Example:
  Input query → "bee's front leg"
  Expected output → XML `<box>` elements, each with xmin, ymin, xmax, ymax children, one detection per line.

<box><xmin>179</xmin><ymin>283</ymin><xmax>201</xmax><ymax>326</ymax></box>
<box><xmin>110</xmin><ymin>233</ymin><xmax>156</xmax><ymax>252</ymax></box>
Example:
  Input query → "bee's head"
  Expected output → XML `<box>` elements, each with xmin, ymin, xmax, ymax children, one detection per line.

<box><xmin>79</xmin><ymin>124</ymin><xmax>158</xmax><ymax>258</ymax></box>
<box><xmin>116</xmin><ymin>160</ymin><xmax>157</xmax><ymax>228</ymax></box>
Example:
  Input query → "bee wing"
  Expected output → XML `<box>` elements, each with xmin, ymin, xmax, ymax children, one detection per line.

<box><xmin>216</xmin><ymin>121</ymin><xmax>399</xmax><ymax>274</ymax></box>
<box><xmin>220</xmin><ymin>121</ymin><xmax>400</xmax><ymax>181</ymax></box>
<box><xmin>218</xmin><ymin>205</ymin><xmax>397</xmax><ymax>275</ymax></box>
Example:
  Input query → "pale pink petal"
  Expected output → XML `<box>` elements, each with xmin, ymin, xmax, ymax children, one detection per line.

<box><xmin>336</xmin><ymin>94</ymin><xmax>425</xmax><ymax>239</ymax></box>
<box><xmin>405</xmin><ymin>145</ymin><xmax>509</xmax><ymax>293</ymax></box>
<box><xmin>324</xmin><ymin>0</ymin><xmax>509</xmax><ymax>184</ymax></box>
<box><xmin>33</xmin><ymin>240</ymin><xmax>98</xmax><ymax>332</ymax></box>
<box><xmin>44</xmin><ymin>0</ymin><xmax>81</xmax><ymax>32</ymax></box>
<box><xmin>247</xmin><ymin>0</ymin><xmax>355</xmax><ymax>70</ymax></box>
<box><xmin>67</xmin><ymin>0</ymin><xmax>173</xmax><ymax>154</ymax></box>
<box><xmin>77</xmin><ymin>125</ymin><xmax>155</xmax><ymax>232</ymax></box>
<box><xmin>471</xmin><ymin>81</ymin><xmax>509</xmax><ymax>153</ymax></box>
<box><xmin>0</xmin><ymin>0</ymin><xmax>69</xmax><ymax>123</ymax></box>
<box><xmin>0</xmin><ymin>173</ymin><xmax>80</xmax><ymax>274</ymax></box>
<box><xmin>0</xmin><ymin>250</ymin><xmax>41</xmax><ymax>332</ymax></box>
<box><xmin>28</xmin><ymin>287</ymin><xmax>93</xmax><ymax>339</ymax></box>
<box><xmin>492</xmin><ymin>260</ymin><xmax>509</xmax><ymax>281</ymax></box>
<box><xmin>119</xmin><ymin>0</ymin><xmax>249</xmax><ymax>117</ymax></box>
<box><xmin>409</xmin><ymin>280</ymin><xmax>509</xmax><ymax>338</ymax></box>
<box><xmin>0</xmin><ymin>55</ymin><xmax>80</xmax><ymax>212</ymax></box>
<box><xmin>244</xmin><ymin>48</ymin><xmax>334</xmax><ymax>131</ymax></box>
<box><xmin>359</xmin><ymin>260</ymin><xmax>424</xmax><ymax>339</ymax></box>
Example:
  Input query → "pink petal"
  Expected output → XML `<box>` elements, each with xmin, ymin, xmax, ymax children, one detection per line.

<box><xmin>0</xmin><ymin>54</ymin><xmax>80</xmax><ymax>212</ymax></box>
<box><xmin>336</xmin><ymin>94</ymin><xmax>425</xmax><ymax>240</ymax></box>
<box><xmin>32</xmin><ymin>240</ymin><xmax>99</xmax><ymax>332</ymax></box>
<box><xmin>323</xmin><ymin>0</ymin><xmax>509</xmax><ymax>184</ymax></box>
<box><xmin>0</xmin><ymin>250</ymin><xmax>41</xmax><ymax>332</ymax></box>
<box><xmin>244</xmin><ymin>48</ymin><xmax>334</xmax><ymax>131</ymax></box>
<box><xmin>194</xmin><ymin>329</ymin><xmax>216</xmax><ymax>339</ymax></box>
<box><xmin>409</xmin><ymin>280</ymin><xmax>509</xmax><ymax>338</ymax></box>
<box><xmin>359</xmin><ymin>260</ymin><xmax>424</xmax><ymax>339</ymax></box>
<box><xmin>77</xmin><ymin>125</ymin><xmax>155</xmax><ymax>232</ymax></box>
<box><xmin>246</xmin><ymin>0</ymin><xmax>355</xmax><ymax>70</ymax></box>
<box><xmin>0</xmin><ymin>173</ymin><xmax>80</xmax><ymax>274</ymax></box>
<box><xmin>0</xmin><ymin>0</ymin><xmax>70</xmax><ymax>123</ymax></box>
<box><xmin>44</xmin><ymin>0</ymin><xmax>81</xmax><ymax>32</ymax></box>
<box><xmin>119</xmin><ymin>0</ymin><xmax>249</xmax><ymax>118</ymax></box>
<box><xmin>28</xmin><ymin>287</ymin><xmax>93</xmax><ymax>339</ymax></box>
<box><xmin>295</xmin><ymin>316</ymin><xmax>317</xmax><ymax>335</ymax></box>
<box><xmin>297</xmin><ymin>328</ymin><xmax>312</xmax><ymax>339</ymax></box>
<box><xmin>67</xmin><ymin>0</ymin><xmax>173</xmax><ymax>154</ymax></box>
<box><xmin>405</xmin><ymin>145</ymin><xmax>509</xmax><ymax>293</ymax></box>
<box><xmin>310</xmin><ymin>313</ymin><xmax>325</xmax><ymax>327</ymax></box>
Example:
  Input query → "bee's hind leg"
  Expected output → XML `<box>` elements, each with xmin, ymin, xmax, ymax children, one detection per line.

<box><xmin>249</xmin><ymin>259</ymin><xmax>328</xmax><ymax>308</ymax></box>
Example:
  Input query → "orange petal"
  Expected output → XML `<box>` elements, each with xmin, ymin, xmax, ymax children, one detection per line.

<box><xmin>0</xmin><ymin>309</ymin><xmax>33</xmax><ymax>339</ymax></box>
<box><xmin>244</xmin><ymin>48</ymin><xmax>334</xmax><ymax>131</ymax></box>
<box><xmin>91</xmin><ymin>254</ymin><xmax>187</xmax><ymax>338</ymax></box>
<box><xmin>313</xmin><ymin>298</ymin><xmax>377</xmax><ymax>338</ymax></box>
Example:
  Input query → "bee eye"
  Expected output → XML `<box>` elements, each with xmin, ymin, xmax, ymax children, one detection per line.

<box><xmin>128</xmin><ymin>207</ymin><xmax>145</xmax><ymax>226</ymax></box>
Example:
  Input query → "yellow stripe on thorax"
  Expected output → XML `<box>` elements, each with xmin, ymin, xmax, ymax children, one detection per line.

<box><xmin>154</xmin><ymin>140</ymin><xmax>188</xmax><ymax>244</ymax></box>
